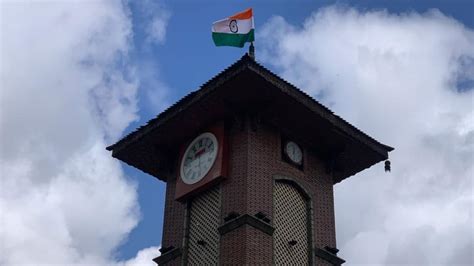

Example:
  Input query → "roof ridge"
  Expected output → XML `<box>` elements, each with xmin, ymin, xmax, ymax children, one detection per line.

<box><xmin>246</xmin><ymin>57</ymin><xmax>394</xmax><ymax>152</ymax></box>
<box><xmin>107</xmin><ymin>53</ymin><xmax>253</xmax><ymax>151</ymax></box>
<box><xmin>108</xmin><ymin>53</ymin><xmax>393</xmax><ymax>155</ymax></box>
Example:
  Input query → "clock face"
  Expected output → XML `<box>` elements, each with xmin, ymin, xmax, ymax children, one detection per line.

<box><xmin>180</xmin><ymin>132</ymin><xmax>219</xmax><ymax>185</ymax></box>
<box><xmin>285</xmin><ymin>141</ymin><xmax>303</xmax><ymax>165</ymax></box>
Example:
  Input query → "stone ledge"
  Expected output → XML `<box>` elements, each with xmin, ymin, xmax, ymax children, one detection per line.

<box><xmin>314</xmin><ymin>247</ymin><xmax>345</xmax><ymax>266</ymax></box>
<box><xmin>152</xmin><ymin>247</ymin><xmax>182</xmax><ymax>266</ymax></box>
<box><xmin>218</xmin><ymin>214</ymin><xmax>274</xmax><ymax>236</ymax></box>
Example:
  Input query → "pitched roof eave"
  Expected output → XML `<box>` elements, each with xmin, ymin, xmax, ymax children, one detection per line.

<box><xmin>107</xmin><ymin>54</ymin><xmax>394</xmax><ymax>183</ymax></box>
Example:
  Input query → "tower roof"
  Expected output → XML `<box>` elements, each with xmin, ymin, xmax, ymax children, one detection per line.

<box><xmin>107</xmin><ymin>54</ymin><xmax>393</xmax><ymax>184</ymax></box>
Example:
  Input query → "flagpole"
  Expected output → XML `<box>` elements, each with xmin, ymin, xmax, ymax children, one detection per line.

<box><xmin>248</xmin><ymin>42</ymin><xmax>255</xmax><ymax>60</ymax></box>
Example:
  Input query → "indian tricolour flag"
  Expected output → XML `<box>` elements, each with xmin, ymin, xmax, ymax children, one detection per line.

<box><xmin>212</xmin><ymin>8</ymin><xmax>254</xmax><ymax>48</ymax></box>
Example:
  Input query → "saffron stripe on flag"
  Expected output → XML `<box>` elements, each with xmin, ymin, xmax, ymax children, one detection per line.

<box><xmin>229</xmin><ymin>8</ymin><xmax>253</xmax><ymax>20</ymax></box>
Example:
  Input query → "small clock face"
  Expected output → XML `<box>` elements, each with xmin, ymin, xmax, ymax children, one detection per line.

<box><xmin>285</xmin><ymin>141</ymin><xmax>303</xmax><ymax>165</ymax></box>
<box><xmin>180</xmin><ymin>132</ymin><xmax>218</xmax><ymax>185</ymax></box>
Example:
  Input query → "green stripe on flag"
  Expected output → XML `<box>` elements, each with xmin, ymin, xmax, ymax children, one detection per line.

<box><xmin>212</xmin><ymin>29</ymin><xmax>255</xmax><ymax>48</ymax></box>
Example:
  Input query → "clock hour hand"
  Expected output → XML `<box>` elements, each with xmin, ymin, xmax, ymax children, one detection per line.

<box><xmin>195</xmin><ymin>148</ymin><xmax>206</xmax><ymax>157</ymax></box>
<box><xmin>198</xmin><ymin>153</ymin><xmax>201</xmax><ymax>169</ymax></box>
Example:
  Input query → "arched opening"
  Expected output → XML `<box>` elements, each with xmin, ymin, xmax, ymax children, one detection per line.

<box><xmin>273</xmin><ymin>178</ymin><xmax>312</xmax><ymax>265</ymax></box>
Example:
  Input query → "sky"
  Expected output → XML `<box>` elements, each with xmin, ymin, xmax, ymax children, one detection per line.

<box><xmin>1</xmin><ymin>0</ymin><xmax>473</xmax><ymax>265</ymax></box>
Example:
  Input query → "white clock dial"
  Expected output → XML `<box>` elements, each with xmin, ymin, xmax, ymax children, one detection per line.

<box><xmin>180</xmin><ymin>132</ymin><xmax>218</xmax><ymax>185</ymax></box>
<box><xmin>285</xmin><ymin>141</ymin><xmax>303</xmax><ymax>165</ymax></box>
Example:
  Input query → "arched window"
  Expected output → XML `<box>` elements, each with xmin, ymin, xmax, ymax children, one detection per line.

<box><xmin>273</xmin><ymin>178</ymin><xmax>312</xmax><ymax>265</ymax></box>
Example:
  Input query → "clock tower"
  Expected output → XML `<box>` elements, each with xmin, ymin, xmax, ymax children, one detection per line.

<box><xmin>107</xmin><ymin>54</ymin><xmax>393</xmax><ymax>265</ymax></box>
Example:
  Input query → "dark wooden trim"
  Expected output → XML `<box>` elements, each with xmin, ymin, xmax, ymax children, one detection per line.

<box><xmin>153</xmin><ymin>247</ymin><xmax>182</xmax><ymax>265</ymax></box>
<box><xmin>106</xmin><ymin>54</ymin><xmax>394</xmax><ymax>184</ymax></box>
<box><xmin>218</xmin><ymin>214</ymin><xmax>274</xmax><ymax>236</ymax></box>
<box><xmin>314</xmin><ymin>247</ymin><xmax>345</xmax><ymax>266</ymax></box>
<box><xmin>107</xmin><ymin>54</ymin><xmax>393</xmax><ymax>158</ymax></box>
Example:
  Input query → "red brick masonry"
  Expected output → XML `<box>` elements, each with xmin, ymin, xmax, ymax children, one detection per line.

<box><xmin>159</xmin><ymin>118</ymin><xmax>337</xmax><ymax>265</ymax></box>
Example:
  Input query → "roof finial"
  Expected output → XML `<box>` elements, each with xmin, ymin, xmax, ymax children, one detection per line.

<box><xmin>248</xmin><ymin>42</ymin><xmax>255</xmax><ymax>60</ymax></box>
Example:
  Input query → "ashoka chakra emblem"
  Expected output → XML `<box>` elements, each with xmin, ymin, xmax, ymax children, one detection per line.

<box><xmin>229</xmin><ymin>20</ymin><xmax>238</xmax><ymax>33</ymax></box>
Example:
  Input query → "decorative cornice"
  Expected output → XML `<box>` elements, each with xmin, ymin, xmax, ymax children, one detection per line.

<box><xmin>314</xmin><ymin>247</ymin><xmax>345</xmax><ymax>266</ymax></box>
<box><xmin>218</xmin><ymin>214</ymin><xmax>274</xmax><ymax>236</ymax></box>
<box><xmin>152</xmin><ymin>247</ymin><xmax>182</xmax><ymax>266</ymax></box>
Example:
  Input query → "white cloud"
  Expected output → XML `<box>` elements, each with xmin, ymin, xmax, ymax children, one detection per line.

<box><xmin>260</xmin><ymin>6</ymin><xmax>473</xmax><ymax>265</ymax></box>
<box><xmin>137</xmin><ymin>0</ymin><xmax>171</xmax><ymax>45</ymax></box>
<box><xmin>147</xmin><ymin>14</ymin><xmax>170</xmax><ymax>45</ymax></box>
<box><xmin>137</xmin><ymin>59</ymin><xmax>171</xmax><ymax>115</ymax></box>
<box><xmin>120</xmin><ymin>246</ymin><xmax>160</xmax><ymax>266</ymax></box>
<box><xmin>0</xmin><ymin>1</ymin><xmax>168</xmax><ymax>265</ymax></box>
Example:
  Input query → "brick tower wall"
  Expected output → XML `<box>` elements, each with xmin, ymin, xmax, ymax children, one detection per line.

<box><xmin>159</xmin><ymin>172</ymin><xmax>185</xmax><ymax>266</ymax></box>
<box><xmin>159</xmin><ymin>117</ymin><xmax>337</xmax><ymax>265</ymax></box>
<box><xmin>219</xmin><ymin>118</ymin><xmax>336</xmax><ymax>264</ymax></box>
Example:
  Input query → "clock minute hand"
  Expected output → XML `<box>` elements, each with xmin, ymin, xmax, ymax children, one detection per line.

<box><xmin>195</xmin><ymin>148</ymin><xmax>206</xmax><ymax>157</ymax></box>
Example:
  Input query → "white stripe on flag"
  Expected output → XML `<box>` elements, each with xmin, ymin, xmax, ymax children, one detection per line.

<box><xmin>212</xmin><ymin>18</ymin><xmax>253</xmax><ymax>34</ymax></box>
